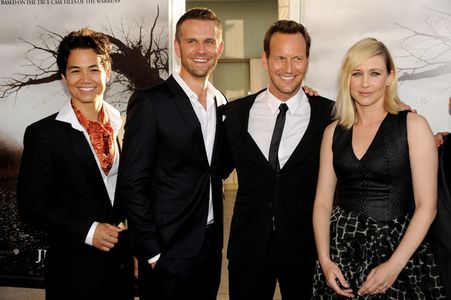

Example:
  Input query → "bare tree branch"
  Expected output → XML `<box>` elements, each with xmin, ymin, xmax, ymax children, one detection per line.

<box><xmin>0</xmin><ymin>7</ymin><xmax>167</xmax><ymax>104</ymax></box>
<box><xmin>394</xmin><ymin>9</ymin><xmax>451</xmax><ymax>82</ymax></box>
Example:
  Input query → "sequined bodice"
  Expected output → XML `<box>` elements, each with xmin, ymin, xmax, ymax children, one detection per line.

<box><xmin>332</xmin><ymin>111</ymin><xmax>414</xmax><ymax>222</ymax></box>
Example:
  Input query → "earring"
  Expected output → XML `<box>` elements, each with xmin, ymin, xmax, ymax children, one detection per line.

<box><xmin>386</xmin><ymin>81</ymin><xmax>390</xmax><ymax>86</ymax></box>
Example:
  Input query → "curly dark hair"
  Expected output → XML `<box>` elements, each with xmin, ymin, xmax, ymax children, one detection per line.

<box><xmin>56</xmin><ymin>28</ymin><xmax>112</xmax><ymax>76</ymax></box>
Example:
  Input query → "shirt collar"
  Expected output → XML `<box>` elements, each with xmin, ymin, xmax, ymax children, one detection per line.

<box><xmin>265</xmin><ymin>87</ymin><xmax>308</xmax><ymax>115</ymax></box>
<box><xmin>172</xmin><ymin>72</ymin><xmax>226</xmax><ymax>108</ymax></box>
<box><xmin>55</xmin><ymin>100</ymin><xmax>122</xmax><ymax>135</ymax></box>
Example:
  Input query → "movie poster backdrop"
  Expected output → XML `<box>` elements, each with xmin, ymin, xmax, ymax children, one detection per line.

<box><xmin>0</xmin><ymin>0</ymin><xmax>170</xmax><ymax>287</ymax></box>
<box><xmin>302</xmin><ymin>0</ymin><xmax>451</xmax><ymax>133</ymax></box>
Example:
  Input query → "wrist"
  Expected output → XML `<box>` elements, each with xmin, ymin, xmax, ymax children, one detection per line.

<box><xmin>318</xmin><ymin>254</ymin><xmax>331</xmax><ymax>265</ymax></box>
<box><xmin>387</xmin><ymin>256</ymin><xmax>406</xmax><ymax>272</ymax></box>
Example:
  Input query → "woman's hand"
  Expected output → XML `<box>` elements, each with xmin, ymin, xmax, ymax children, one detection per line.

<box><xmin>320</xmin><ymin>259</ymin><xmax>354</xmax><ymax>298</ymax></box>
<box><xmin>357</xmin><ymin>259</ymin><xmax>403</xmax><ymax>296</ymax></box>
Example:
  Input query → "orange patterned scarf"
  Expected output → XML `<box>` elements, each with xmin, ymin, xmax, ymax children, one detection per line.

<box><xmin>72</xmin><ymin>103</ymin><xmax>115</xmax><ymax>175</ymax></box>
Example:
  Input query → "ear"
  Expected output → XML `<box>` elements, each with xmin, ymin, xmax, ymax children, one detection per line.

<box><xmin>105</xmin><ymin>67</ymin><xmax>111</xmax><ymax>82</ymax></box>
<box><xmin>174</xmin><ymin>38</ymin><xmax>181</xmax><ymax>59</ymax></box>
<box><xmin>217</xmin><ymin>40</ymin><xmax>224</xmax><ymax>58</ymax></box>
<box><xmin>61</xmin><ymin>73</ymin><xmax>67</xmax><ymax>85</ymax></box>
<box><xmin>388</xmin><ymin>69</ymin><xmax>395</xmax><ymax>82</ymax></box>
<box><xmin>261</xmin><ymin>52</ymin><xmax>269</xmax><ymax>71</ymax></box>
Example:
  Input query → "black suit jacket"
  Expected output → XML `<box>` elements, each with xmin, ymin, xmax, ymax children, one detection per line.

<box><xmin>17</xmin><ymin>113</ymin><xmax>133</xmax><ymax>300</ymax></box>
<box><xmin>225</xmin><ymin>90</ymin><xmax>334</xmax><ymax>264</ymax></box>
<box><xmin>430</xmin><ymin>135</ymin><xmax>451</xmax><ymax>298</ymax></box>
<box><xmin>117</xmin><ymin>75</ymin><xmax>227</xmax><ymax>261</ymax></box>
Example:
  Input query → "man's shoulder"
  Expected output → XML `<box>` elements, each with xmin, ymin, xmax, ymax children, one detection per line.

<box><xmin>306</xmin><ymin>94</ymin><xmax>335</xmax><ymax>116</ymax></box>
<box><xmin>307</xmin><ymin>94</ymin><xmax>335</xmax><ymax>107</ymax></box>
<box><xmin>127</xmin><ymin>78</ymin><xmax>174</xmax><ymax>111</ymax></box>
<box><xmin>133</xmin><ymin>79</ymin><xmax>171</xmax><ymax>97</ymax></box>
<box><xmin>226</xmin><ymin>89</ymin><xmax>264</xmax><ymax>111</ymax></box>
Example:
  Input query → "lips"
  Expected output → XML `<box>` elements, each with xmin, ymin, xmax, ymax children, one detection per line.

<box><xmin>280</xmin><ymin>75</ymin><xmax>295</xmax><ymax>81</ymax></box>
<box><xmin>78</xmin><ymin>87</ymin><xmax>96</xmax><ymax>92</ymax></box>
<box><xmin>193</xmin><ymin>58</ymin><xmax>208</xmax><ymax>63</ymax></box>
<box><xmin>359</xmin><ymin>91</ymin><xmax>373</xmax><ymax>97</ymax></box>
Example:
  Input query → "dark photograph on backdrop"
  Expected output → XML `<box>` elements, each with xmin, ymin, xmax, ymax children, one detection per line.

<box><xmin>0</xmin><ymin>0</ymin><xmax>169</xmax><ymax>287</ymax></box>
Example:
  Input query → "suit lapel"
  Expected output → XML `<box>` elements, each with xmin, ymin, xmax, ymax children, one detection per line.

<box><xmin>212</xmin><ymin>97</ymin><xmax>224</xmax><ymax>165</ymax></box>
<box><xmin>166</xmin><ymin>76</ymin><xmax>209</xmax><ymax>163</ymax></box>
<box><xmin>240</xmin><ymin>92</ymin><xmax>274</xmax><ymax>172</ymax></box>
<box><xmin>64</xmin><ymin>123</ymin><xmax>112</xmax><ymax>207</ymax></box>
<box><xmin>282</xmin><ymin>95</ymin><xmax>323</xmax><ymax>171</ymax></box>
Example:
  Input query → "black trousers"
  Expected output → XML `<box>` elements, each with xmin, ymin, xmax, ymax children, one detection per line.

<box><xmin>228</xmin><ymin>232</ymin><xmax>315</xmax><ymax>300</ymax></box>
<box><xmin>138</xmin><ymin>226</ymin><xmax>222</xmax><ymax>300</ymax></box>
<box><xmin>45</xmin><ymin>245</ymin><xmax>135</xmax><ymax>300</ymax></box>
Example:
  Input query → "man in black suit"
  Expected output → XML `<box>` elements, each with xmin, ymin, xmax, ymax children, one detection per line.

<box><xmin>224</xmin><ymin>20</ymin><xmax>334</xmax><ymax>300</ymax></box>
<box><xmin>430</xmin><ymin>128</ymin><xmax>451</xmax><ymax>299</ymax></box>
<box><xmin>116</xmin><ymin>8</ymin><xmax>228</xmax><ymax>300</ymax></box>
<box><xmin>17</xmin><ymin>28</ymin><xmax>134</xmax><ymax>300</ymax></box>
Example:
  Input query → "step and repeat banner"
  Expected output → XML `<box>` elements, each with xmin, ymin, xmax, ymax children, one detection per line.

<box><xmin>302</xmin><ymin>0</ymin><xmax>451</xmax><ymax>133</ymax></box>
<box><xmin>0</xmin><ymin>0</ymin><xmax>169</xmax><ymax>287</ymax></box>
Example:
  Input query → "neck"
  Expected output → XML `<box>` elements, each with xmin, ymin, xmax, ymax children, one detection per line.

<box><xmin>355</xmin><ymin>105</ymin><xmax>387</xmax><ymax>126</ymax></box>
<box><xmin>268</xmin><ymin>84</ymin><xmax>300</xmax><ymax>102</ymax></box>
<box><xmin>179</xmin><ymin>70</ymin><xmax>209</xmax><ymax>97</ymax></box>
<box><xmin>71</xmin><ymin>99</ymin><xmax>103</xmax><ymax>122</ymax></box>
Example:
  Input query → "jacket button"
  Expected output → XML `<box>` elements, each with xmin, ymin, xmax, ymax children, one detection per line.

<box><xmin>267</xmin><ymin>202</ymin><xmax>273</xmax><ymax>208</ymax></box>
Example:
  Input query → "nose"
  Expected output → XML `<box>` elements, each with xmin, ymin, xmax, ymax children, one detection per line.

<box><xmin>283</xmin><ymin>60</ymin><xmax>293</xmax><ymax>73</ymax></box>
<box><xmin>80</xmin><ymin>70</ymin><xmax>90</xmax><ymax>82</ymax></box>
<box><xmin>196</xmin><ymin>43</ymin><xmax>207</xmax><ymax>54</ymax></box>
<box><xmin>361</xmin><ymin>74</ymin><xmax>370</xmax><ymax>87</ymax></box>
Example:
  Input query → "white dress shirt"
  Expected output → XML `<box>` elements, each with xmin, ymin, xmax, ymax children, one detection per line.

<box><xmin>55</xmin><ymin>100</ymin><xmax>122</xmax><ymax>246</ymax></box>
<box><xmin>173</xmin><ymin>72</ymin><xmax>226</xmax><ymax>225</ymax></box>
<box><xmin>147</xmin><ymin>73</ymin><xmax>225</xmax><ymax>265</ymax></box>
<box><xmin>248</xmin><ymin>88</ymin><xmax>311</xmax><ymax>169</ymax></box>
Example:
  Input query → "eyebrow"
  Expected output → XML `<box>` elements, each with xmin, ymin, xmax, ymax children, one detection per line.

<box><xmin>67</xmin><ymin>64</ymin><xmax>99</xmax><ymax>69</ymax></box>
<box><xmin>353</xmin><ymin>68</ymin><xmax>383</xmax><ymax>71</ymax></box>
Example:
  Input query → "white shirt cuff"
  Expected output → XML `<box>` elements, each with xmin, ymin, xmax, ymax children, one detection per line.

<box><xmin>85</xmin><ymin>221</ymin><xmax>99</xmax><ymax>246</ymax></box>
<box><xmin>148</xmin><ymin>254</ymin><xmax>161</xmax><ymax>264</ymax></box>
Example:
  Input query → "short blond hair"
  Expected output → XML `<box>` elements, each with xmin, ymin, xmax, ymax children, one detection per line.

<box><xmin>334</xmin><ymin>37</ymin><xmax>400</xmax><ymax>128</ymax></box>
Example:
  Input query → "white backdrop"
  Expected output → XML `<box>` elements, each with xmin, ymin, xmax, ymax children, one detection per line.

<box><xmin>302</xmin><ymin>0</ymin><xmax>451</xmax><ymax>133</ymax></box>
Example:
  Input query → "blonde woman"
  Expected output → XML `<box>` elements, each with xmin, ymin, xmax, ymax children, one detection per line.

<box><xmin>311</xmin><ymin>38</ymin><xmax>445</xmax><ymax>299</ymax></box>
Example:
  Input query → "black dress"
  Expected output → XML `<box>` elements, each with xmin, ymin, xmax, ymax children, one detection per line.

<box><xmin>311</xmin><ymin>111</ymin><xmax>445</xmax><ymax>299</ymax></box>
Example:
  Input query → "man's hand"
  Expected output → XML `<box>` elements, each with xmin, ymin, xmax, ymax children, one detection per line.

<box><xmin>399</xmin><ymin>101</ymin><xmax>417</xmax><ymax>113</ymax></box>
<box><xmin>435</xmin><ymin>132</ymin><xmax>449</xmax><ymax>147</ymax></box>
<box><xmin>92</xmin><ymin>223</ymin><xmax>123</xmax><ymax>252</ymax></box>
<box><xmin>134</xmin><ymin>257</ymin><xmax>139</xmax><ymax>278</ymax></box>
<box><xmin>303</xmin><ymin>85</ymin><xmax>319</xmax><ymax>96</ymax></box>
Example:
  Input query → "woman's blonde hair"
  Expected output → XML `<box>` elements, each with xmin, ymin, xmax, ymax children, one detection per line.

<box><xmin>333</xmin><ymin>37</ymin><xmax>400</xmax><ymax>128</ymax></box>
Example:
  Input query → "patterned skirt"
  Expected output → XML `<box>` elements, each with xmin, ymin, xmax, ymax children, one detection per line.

<box><xmin>311</xmin><ymin>206</ymin><xmax>446</xmax><ymax>299</ymax></box>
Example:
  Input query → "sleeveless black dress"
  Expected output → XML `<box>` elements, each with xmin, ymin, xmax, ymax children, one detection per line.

<box><xmin>311</xmin><ymin>111</ymin><xmax>445</xmax><ymax>299</ymax></box>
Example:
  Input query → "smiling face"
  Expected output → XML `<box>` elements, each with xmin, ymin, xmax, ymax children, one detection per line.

<box><xmin>350</xmin><ymin>54</ymin><xmax>393</xmax><ymax>109</ymax></box>
<box><xmin>262</xmin><ymin>32</ymin><xmax>308</xmax><ymax>101</ymax></box>
<box><xmin>175</xmin><ymin>19</ymin><xmax>224</xmax><ymax>82</ymax></box>
<box><xmin>61</xmin><ymin>48</ymin><xmax>110</xmax><ymax>108</ymax></box>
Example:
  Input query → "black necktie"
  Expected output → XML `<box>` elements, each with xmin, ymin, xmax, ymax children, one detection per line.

<box><xmin>268</xmin><ymin>103</ymin><xmax>289</xmax><ymax>172</ymax></box>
